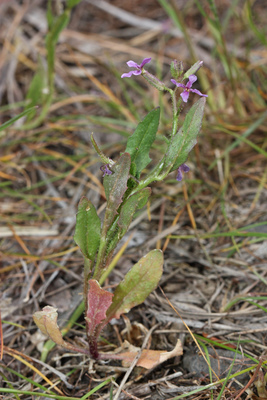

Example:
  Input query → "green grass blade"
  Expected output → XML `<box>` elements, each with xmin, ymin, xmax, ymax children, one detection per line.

<box><xmin>80</xmin><ymin>378</ymin><xmax>112</xmax><ymax>399</ymax></box>
<box><xmin>0</xmin><ymin>107</ymin><xmax>37</xmax><ymax>131</ymax></box>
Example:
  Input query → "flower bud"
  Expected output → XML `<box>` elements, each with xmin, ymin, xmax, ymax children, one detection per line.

<box><xmin>142</xmin><ymin>71</ymin><xmax>166</xmax><ymax>91</ymax></box>
<box><xmin>183</xmin><ymin>61</ymin><xmax>204</xmax><ymax>80</ymax></box>
<box><xmin>170</xmin><ymin>60</ymin><xmax>183</xmax><ymax>79</ymax></box>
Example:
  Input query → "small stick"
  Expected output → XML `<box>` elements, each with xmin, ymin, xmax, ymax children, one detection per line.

<box><xmin>232</xmin><ymin>357</ymin><xmax>263</xmax><ymax>400</ymax></box>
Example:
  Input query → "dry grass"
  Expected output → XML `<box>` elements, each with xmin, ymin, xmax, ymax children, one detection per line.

<box><xmin>0</xmin><ymin>0</ymin><xmax>267</xmax><ymax>399</ymax></box>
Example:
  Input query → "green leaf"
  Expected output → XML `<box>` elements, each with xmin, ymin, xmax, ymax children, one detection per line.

<box><xmin>74</xmin><ymin>197</ymin><xmax>101</xmax><ymax>261</ymax></box>
<box><xmin>66</xmin><ymin>0</ymin><xmax>83</xmax><ymax>8</ymax></box>
<box><xmin>48</xmin><ymin>11</ymin><xmax>70</xmax><ymax>45</ymax></box>
<box><xmin>25</xmin><ymin>63</ymin><xmax>46</xmax><ymax>121</ymax></box>
<box><xmin>105</xmin><ymin>249</ymin><xmax>163</xmax><ymax>320</ymax></box>
<box><xmin>0</xmin><ymin>107</ymin><xmax>38</xmax><ymax>132</ymax></box>
<box><xmin>106</xmin><ymin>187</ymin><xmax>151</xmax><ymax>254</ymax></box>
<box><xmin>117</xmin><ymin>187</ymin><xmax>151</xmax><ymax>234</ymax></box>
<box><xmin>46</xmin><ymin>0</ymin><xmax>54</xmax><ymax>30</ymax></box>
<box><xmin>125</xmin><ymin>108</ymin><xmax>160</xmax><ymax>178</ymax></box>
<box><xmin>163</xmin><ymin>97</ymin><xmax>206</xmax><ymax>173</ymax></box>
<box><xmin>46</xmin><ymin>10</ymin><xmax>70</xmax><ymax>73</ymax></box>
<box><xmin>103</xmin><ymin>153</ymin><xmax>131</xmax><ymax>235</ymax></box>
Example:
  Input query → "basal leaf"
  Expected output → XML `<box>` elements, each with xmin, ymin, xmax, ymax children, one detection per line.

<box><xmin>74</xmin><ymin>197</ymin><xmax>101</xmax><ymax>261</ymax></box>
<box><xmin>125</xmin><ymin>108</ymin><xmax>160</xmax><ymax>178</ymax></box>
<box><xmin>33</xmin><ymin>306</ymin><xmax>64</xmax><ymax>346</ymax></box>
<box><xmin>85</xmin><ymin>280</ymin><xmax>113</xmax><ymax>338</ymax></box>
<box><xmin>33</xmin><ymin>306</ymin><xmax>90</xmax><ymax>356</ymax></box>
<box><xmin>103</xmin><ymin>152</ymin><xmax>131</xmax><ymax>235</ymax></box>
<box><xmin>105</xmin><ymin>249</ymin><xmax>163</xmax><ymax>320</ymax></box>
<box><xmin>163</xmin><ymin>97</ymin><xmax>206</xmax><ymax>173</ymax></box>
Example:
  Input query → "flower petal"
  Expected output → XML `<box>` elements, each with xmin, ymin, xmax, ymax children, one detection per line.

<box><xmin>190</xmin><ymin>88</ymin><xmax>208</xmax><ymax>97</ymax></box>
<box><xmin>171</xmin><ymin>79</ymin><xmax>186</xmax><ymax>89</ymax></box>
<box><xmin>176</xmin><ymin>168</ymin><xmax>183</xmax><ymax>181</ymax></box>
<box><xmin>176</xmin><ymin>164</ymin><xmax>190</xmax><ymax>181</ymax></box>
<box><xmin>140</xmin><ymin>57</ymin><xmax>152</xmax><ymax>68</ymax></box>
<box><xmin>180</xmin><ymin>90</ymin><xmax>190</xmax><ymax>103</ymax></box>
<box><xmin>100</xmin><ymin>164</ymin><xmax>112</xmax><ymax>177</ymax></box>
<box><xmin>132</xmin><ymin>70</ymin><xmax>142</xmax><ymax>76</ymax></box>
<box><xmin>187</xmin><ymin>74</ymin><xmax>197</xmax><ymax>87</ymax></box>
<box><xmin>126</xmin><ymin>60</ymin><xmax>139</xmax><ymax>68</ymax></box>
<box><xmin>121</xmin><ymin>71</ymin><xmax>136</xmax><ymax>78</ymax></box>
<box><xmin>181</xmin><ymin>163</ymin><xmax>190</xmax><ymax>173</ymax></box>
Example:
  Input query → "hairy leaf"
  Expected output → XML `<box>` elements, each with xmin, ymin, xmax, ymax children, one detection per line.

<box><xmin>74</xmin><ymin>197</ymin><xmax>101</xmax><ymax>261</ymax></box>
<box><xmin>105</xmin><ymin>249</ymin><xmax>163</xmax><ymax>320</ymax></box>
<box><xmin>163</xmin><ymin>97</ymin><xmax>206</xmax><ymax>172</ymax></box>
<box><xmin>118</xmin><ymin>188</ymin><xmax>151</xmax><ymax>234</ymax></box>
<box><xmin>125</xmin><ymin>108</ymin><xmax>160</xmax><ymax>178</ymax></box>
<box><xmin>106</xmin><ymin>188</ymin><xmax>151</xmax><ymax>254</ymax></box>
<box><xmin>103</xmin><ymin>152</ymin><xmax>131</xmax><ymax>235</ymax></box>
<box><xmin>85</xmin><ymin>280</ymin><xmax>113</xmax><ymax>338</ymax></box>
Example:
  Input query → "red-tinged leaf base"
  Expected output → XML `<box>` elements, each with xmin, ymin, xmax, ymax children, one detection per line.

<box><xmin>85</xmin><ymin>279</ymin><xmax>113</xmax><ymax>358</ymax></box>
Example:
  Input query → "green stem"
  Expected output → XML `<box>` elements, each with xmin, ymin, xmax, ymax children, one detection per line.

<box><xmin>93</xmin><ymin>235</ymin><xmax>108</xmax><ymax>281</ymax></box>
<box><xmin>130</xmin><ymin>87</ymin><xmax>181</xmax><ymax>194</ymax></box>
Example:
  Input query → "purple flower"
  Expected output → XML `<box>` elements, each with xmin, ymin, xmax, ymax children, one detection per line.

<box><xmin>176</xmin><ymin>163</ymin><xmax>190</xmax><ymax>181</ymax></box>
<box><xmin>121</xmin><ymin>58</ymin><xmax>151</xmax><ymax>78</ymax></box>
<box><xmin>100</xmin><ymin>164</ymin><xmax>112</xmax><ymax>177</ymax></box>
<box><xmin>171</xmin><ymin>75</ymin><xmax>208</xmax><ymax>103</ymax></box>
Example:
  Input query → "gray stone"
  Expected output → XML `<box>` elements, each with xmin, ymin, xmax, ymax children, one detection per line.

<box><xmin>182</xmin><ymin>348</ymin><xmax>253</xmax><ymax>384</ymax></box>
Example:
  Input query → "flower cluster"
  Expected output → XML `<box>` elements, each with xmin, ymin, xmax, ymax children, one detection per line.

<box><xmin>120</xmin><ymin>57</ymin><xmax>208</xmax><ymax>182</ymax></box>
<box><xmin>122</xmin><ymin>57</ymin><xmax>207</xmax><ymax>103</ymax></box>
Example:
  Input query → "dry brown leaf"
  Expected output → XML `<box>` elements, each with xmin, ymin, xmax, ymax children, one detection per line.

<box><xmin>33</xmin><ymin>306</ymin><xmax>64</xmax><ymax>346</ymax></box>
<box><xmin>114</xmin><ymin>339</ymin><xmax>183</xmax><ymax>369</ymax></box>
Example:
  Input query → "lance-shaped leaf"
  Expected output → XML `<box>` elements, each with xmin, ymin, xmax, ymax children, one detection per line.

<box><xmin>103</xmin><ymin>153</ymin><xmax>131</xmax><ymax>235</ymax></box>
<box><xmin>25</xmin><ymin>62</ymin><xmax>46</xmax><ymax>121</ymax></box>
<box><xmin>74</xmin><ymin>197</ymin><xmax>101</xmax><ymax>261</ymax></box>
<box><xmin>33</xmin><ymin>306</ymin><xmax>64</xmax><ymax>346</ymax></box>
<box><xmin>106</xmin><ymin>188</ymin><xmax>151</xmax><ymax>254</ymax></box>
<box><xmin>118</xmin><ymin>188</ymin><xmax>151</xmax><ymax>232</ymax></box>
<box><xmin>125</xmin><ymin>108</ymin><xmax>160</xmax><ymax>178</ymax></box>
<box><xmin>105</xmin><ymin>250</ymin><xmax>163</xmax><ymax>321</ymax></box>
<box><xmin>163</xmin><ymin>97</ymin><xmax>206</xmax><ymax>173</ymax></box>
<box><xmin>85</xmin><ymin>280</ymin><xmax>113</xmax><ymax>338</ymax></box>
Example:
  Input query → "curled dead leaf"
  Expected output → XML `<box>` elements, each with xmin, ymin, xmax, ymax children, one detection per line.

<box><xmin>33</xmin><ymin>306</ymin><xmax>64</xmax><ymax>346</ymax></box>
<box><xmin>109</xmin><ymin>339</ymin><xmax>183</xmax><ymax>369</ymax></box>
